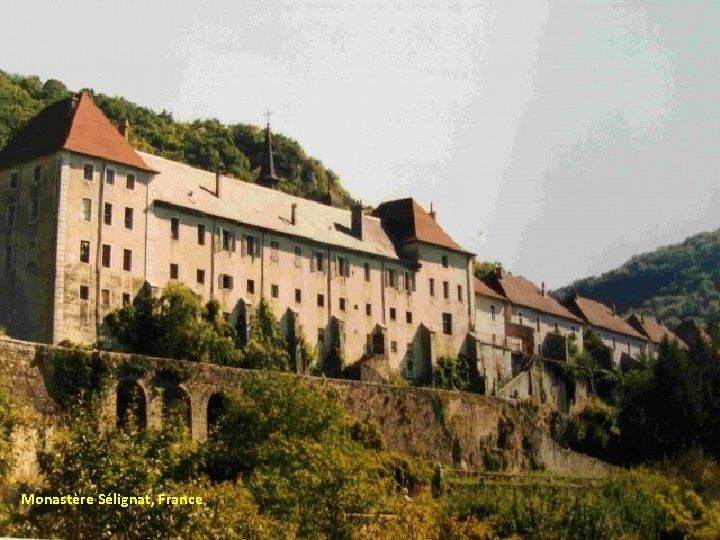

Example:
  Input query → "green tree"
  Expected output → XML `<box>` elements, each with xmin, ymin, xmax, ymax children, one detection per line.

<box><xmin>433</xmin><ymin>355</ymin><xmax>471</xmax><ymax>390</ymax></box>
<box><xmin>242</xmin><ymin>298</ymin><xmax>290</xmax><ymax>371</ymax></box>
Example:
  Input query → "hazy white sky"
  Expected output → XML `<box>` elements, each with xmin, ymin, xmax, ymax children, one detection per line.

<box><xmin>2</xmin><ymin>0</ymin><xmax>719</xmax><ymax>287</ymax></box>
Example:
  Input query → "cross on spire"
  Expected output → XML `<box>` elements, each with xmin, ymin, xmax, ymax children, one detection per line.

<box><xmin>263</xmin><ymin>109</ymin><xmax>272</xmax><ymax>127</ymax></box>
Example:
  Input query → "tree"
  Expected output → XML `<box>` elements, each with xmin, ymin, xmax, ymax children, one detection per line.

<box><xmin>433</xmin><ymin>355</ymin><xmax>471</xmax><ymax>390</ymax></box>
<box><xmin>242</xmin><ymin>298</ymin><xmax>290</xmax><ymax>371</ymax></box>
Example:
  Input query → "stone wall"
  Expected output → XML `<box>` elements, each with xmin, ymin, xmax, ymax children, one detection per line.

<box><xmin>0</xmin><ymin>336</ymin><xmax>610</xmax><ymax>477</ymax></box>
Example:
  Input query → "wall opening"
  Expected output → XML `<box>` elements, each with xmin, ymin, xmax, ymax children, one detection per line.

<box><xmin>116</xmin><ymin>380</ymin><xmax>147</xmax><ymax>430</ymax></box>
<box><xmin>206</xmin><ymin>392</ymin><xmax>228</xmax><ymax>438</ymax></box>
<box><xmin>162</xmin><ymin>386</ymin><xmax>192</xmax><ymax>433</ymax></box>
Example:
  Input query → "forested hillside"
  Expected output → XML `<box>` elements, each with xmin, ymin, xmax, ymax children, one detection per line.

<box><xmin>554</xmin><ymin>229</ymin><xmax>720</xmax><ymax>327</ymax></box>
<box><xmin>0</xmin><ymin>70</ymin><xmax>352</xmax><ymax>205</ymax></box>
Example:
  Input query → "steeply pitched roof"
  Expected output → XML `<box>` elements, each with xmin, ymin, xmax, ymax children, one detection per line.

<box><xmin>141</xmin><ymin>152</ymin><xmax>402</xmax><ymax>261</ymax></box>
<box><xmin>567</xmin><ymin>296</ymin><xmax>645</xmax><ymax>338</ymax></box>
<box><xmin>627</xmin><ymin>314</ymin><xmax>687</xmax><ymax>348</ymax></box>
<box><xmin>373</xmin><ymin>198</ymin><xmax>468</xmax><ymax>253</ymax></box>
<box><xmin>258</xmin><ymin>124</ymin><xmax>279</xmax><ymax>188</ymax></box>
<box><xmin>474</xmin><ymin>277</ymin><xmax>506</xmax><ymax>301</ymax></box>
<box><xmin>484</xmin><ymin>272</ymin><xmax>582</xmax><ymax>322</ymax></box>
<box><xmin>0</xmin><ymin>93</ymin><xmax>156</xmax><ymax>172</ymax></box>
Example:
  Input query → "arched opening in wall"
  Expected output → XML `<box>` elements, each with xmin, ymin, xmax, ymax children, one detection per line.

<box><xmin>162</xmin><ymin>386</ymin><xmax>192</xmax><ymax>434</ymax></box>
<box><xmin>116</xmin><ymin>380</ymin><xmax>147</xmax><ymax>430</ymax></box>
<box><xmin>206</xmin><ymin>392</ymin><xmax>228</xmax><ymax>439</ymax></box>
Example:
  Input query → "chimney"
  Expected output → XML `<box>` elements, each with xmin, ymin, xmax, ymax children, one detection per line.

<box><xmin>351</xmin><ymin>202</ymin><xmax>364</xmax><ymax>240</ymax></box>
<box><xmin>291</xmin><ymin>203</ymin><xmax>297</xmax><ymax>225</ymax></box>
<box><xmin>612</xmin><ymin>304</ymin><xmax>616</xmax><ymax>316</ymax></box>
<box><xmin>495</xmin><ymin>263</ymin><xmax>504</xmax><ymax>279</ymax></box>
<box><xmin>215</xmin><ymin>169</ymin><xmax>222</xmax><ymax>198</ymax></box>
<box><xmin>119</xmin><ymin>118</ymin><xmax>130</xmax><ymax>140</ymax></box>
<box><xmin>541</xmin><ymin>282</ymin><xmax>546</xmax><ymax>296</ymax></box>
<box><xmin>429</xmin><ymin>202</ymin><xmax>436</xmax><ymax>221</ymax></box>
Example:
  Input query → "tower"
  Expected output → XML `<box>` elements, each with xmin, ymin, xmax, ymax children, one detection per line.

<box><xmin>258</xmin><ymin>111</ymin><xmax>279</xmax><ymax>190</ymax></box>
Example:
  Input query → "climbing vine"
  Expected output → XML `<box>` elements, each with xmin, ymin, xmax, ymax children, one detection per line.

<box><xmin>39</xmin><ymin>347</ymin><xmax>113</xmax><ymax>409</ymax></box>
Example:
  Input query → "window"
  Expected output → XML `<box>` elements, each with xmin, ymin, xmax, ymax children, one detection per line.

<box><xmin>405</xmin><ymin>271</ymin><xmax>416</xmax><ymax>292</ymax></box>
<box><xmin>27</xmin><ymin>198</ymin><xmax>39</xmax><ymax>224</ymax></box>
<box><xmin>554</xmin><ymin>321</ymin><xmax>559</xmax><ymax>332</ymax></box>
<box><xmin>9</xmin><ymin>171</ymin><xmax>19</xmax><ymax>189</ymax></box>
<box><xmin>126</xmin><ymin>173</ymin><xmax>136</xmax><ymax>190</ymax></box>
<box><xmin>313</xmin><ymin>251</ymin><xmax>324</xmax><ymax>272</ymax></box>
<box><xmin>457</xmin><ymin>285</ymin><xmax>463</xmax><ymax>302</ymax></box>
<box><xmin>222</xmin><ymin>229</ymin><xmax>234</xmax><ymax>251</ymax></box>
<box><xmin>490</xmin><ymin>305</ymin><xmax>496</xmax><ymax>321</ymax></box>
<box><xmin>429</xmin><ymin>278</ymin><xmax>435</xmax><ymax>297</ymax></box>
<box><xmin>101</xmin><ymin>289</ymin><xmax>110</xmax><ymax>306</ymax></box>
<box><xmin>170</xmin><ymin>263</ymin><xmax>179</xmax><ymax>279</ymax></box>
<box><xmin>5</xmin><ymin>204</ymin><xmax>16</xmax><ymax>228</ymax></box>
<box><xmin>83</xmin><ymin>163</ymin><xmax>94</xmax><ymax>181</ymax></box>
<box><xmin>612</xmin><ymin>337</ymin><xmax>616</xmax><ymax>350</ymax></box>
<box><xmin>406</xmin><ymin>311</ymin><xmax>412</xmax><ymax>324</ymax></box>
<box><xmin>80</xmin><ymin>241</ymin><xmax>90</xmax><ymax>263</ymax></box>
<box><xmin>270</xmin><ymin>241</ymin><xmax>279</xmax><ymax>262</ymax></box>
<box><xmin>245</xmin><ymin>235</ymin><xmax>257</xmax><ymax>257</ymax></box>
<box><xmin>122</xmin><ymin>293</ymin><xmax>131</xmax><ymax>306</ymax></box>
<box><xmin>105</xmin><ymin>168</ymin><xmax>115</xmax><ymax>185</ymax></box>
<box><xmin>442</xmin><ymin>255</ymin><xmax>449</xmax><ymax>268</ymax></box>
<box><xmin>197</xmin><ymin>224</ymin><xmax>205</xmax><ymax>245</ymax></box>
<box><xmin>123</xmin><ymin>249</ymin><xmax>132</xmax><ymax>272</ymax></box>
<box><xmin>536</xmin><ymin>316</ymin><xmax>540</xmax><ymax>332</ymax></box>
<box><xmin>338</xmin><ymin>256</ymin><xmax>349</xmax><ymax>277</ymax></box>
<box><xmin>317</xmin><ymin>293</ymin><xmax>325</xmax><ymax>307</ymax></box>
<box><xmin>366</xmin><ymin>303</ymin><xmax>372</xmax><ymax>316</ymax></box>
<box><xmin>246</xmin><ymin>279</ymin><xmax>255</xmax><ymax>294</ymax></box>
<box><xmin>339</xmin><ymin>297</ymin><xmax>346</xmax><ymax>311</ymax></box>
<box><xmin>81</xmin><ymin>198</ymin><xmax>92</xmax><ymax>222</ymax></box>
<box><xmin>364</xmin><ymin>262</ymin><xmax>370</xmax><ymax>281</ymax></box>
<box><xmin>443</xmin><ymin>281</ymin><xmax>449</xmax><ymax>299</ymax></box>
<box><xmin>571</xmin><ymin>325</ymin><xmax>576</xmax><ymax>332</ymax></box>
<box><xmin>197</xmin><ymin>269</ymin><xmax>205</xmax><ymax>284</ymax></box>
<box><xmin>407</xmin><ymin>359</ymin><xmax>414</xmax><ymax>376</ymax></box>
<box><xmin>222</xmin><ymin>275</ymin><xmax>233</xmax><ymax>290</ymax></box>
<box><xmin>387</xmin><ymin>269</ymin><xmax>396</xmax><ymax>287</ymax></box>
<box><xmin>294</xmin><ymin>246</ymin><xmax>302</xmax><ymax>267</ymax></box>
<box><xmin>271</xmin><ymin>284</ymin><xmax>279</xmax><ymax>298</ymax></box>
<box><xmin>223</xmin><ymin>312</ymin><xmax>230</xmax><ymax>322</ymax></box>
<box><xmin>101</xmin><ymin>244</ymin><xmax>111</xmax><ymax>268</ymax></box>
<box><xmin>33</xmin><ymin>164</ymin><xmax>42</xmax><ymax>184</ymax></box>
<box><xmin>124</xmin><ymin>207</ymin><xmax>134</xmax><ymax>230</ymax></box>
<box><xmin>518</xmin><ymin>312</ymin><xmax>523</xmax><ymax>325</ymax></box>
<box><xmin>389</xmin><ymin>308</ymin><xmax>397</xmax><ymax>321</ymax></box>
<box><xmin>295</xmin><ymin>288</ymin><xmax>302</xmax><ymax>303</ymax></box>
<box><xmin>391</xmin><ymin>341</ymin><xmax>398</xmax><ymax>353</ymax></box>
<box><xmin>442</xmin><ymin>313</ymin><xmax>453</xmax><ymax>335</ymax></box>
<box><xmin>103</xmin><ymin>202</ymin><xmax>113</xmax><ymax>225</ymax></box>
<box><xmin>4</xmin><ymin>245</ymin><xmax>13</xmax><ymax>270</ymax></box>
<box><xmin>79</xmin><ymin>285</ymin><xmax>89</xmax><ymax>301</ymax></box>
<box><xmin>27</xmin><ymin>240</ymin><xmax>37</xmax><ymax>264</ymax></box>
<box><xmin>318</xmin><ymin>328</ymin><xmax>325</xmax><ymax>344</ymax></box>
<box><xmin>171</xmin><ymin>217</ymin><xmax>179</xmax><ymax>240</ymax></box>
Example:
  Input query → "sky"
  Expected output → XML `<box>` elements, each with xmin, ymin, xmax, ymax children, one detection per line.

<box><xmin>2</xmin><ymin>0</ymin><xmax>719</xmax><ymax>288</ymax></box>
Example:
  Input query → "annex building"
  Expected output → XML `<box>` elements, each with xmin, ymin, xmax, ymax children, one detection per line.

<box><xmin>0</xmin><ymin>93</ymin><xmax>686</xmax><ymax>389</ymax></box>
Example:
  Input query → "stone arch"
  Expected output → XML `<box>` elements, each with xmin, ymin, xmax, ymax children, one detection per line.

<box><xmin>206</xmin><ymin>392</ymin><xmax>228</xmax><ymax>438</ymax></box>
<box><xmin>116</xmin><ymin>379</ymin><xmax>147</xmax><ymax>430</ymax></box>
<box><xmin>162</xmin><ymin>386</ymin><xmax>192</xmax><ymax>432</ymax></box>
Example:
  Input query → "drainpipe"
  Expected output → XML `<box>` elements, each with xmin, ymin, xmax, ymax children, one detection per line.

<box><xmin>95</xmin><ymin>161</ymin><xmax>107</xmax><ymax>343</ymax></box>
<box><xmin>210</xmin><ymin>218</ymin><xmax>216</xmax><ymax>297</ymax></box>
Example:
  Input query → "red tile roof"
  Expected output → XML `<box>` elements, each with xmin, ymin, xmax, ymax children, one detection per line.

<box><xmin>474</xmin><ymin>277</ymin><xmax>506</xmax><ymax>301</ymax></box>
<box><xmin>0</xmin><ymin>93</ymin><xmax>156</xmax><ymax>172</ymax></box>
<box><xmin>568</xmin><ymin>296</ymin><xmax>645</xmax><ymax>338</ymax></box>
<box><xmin>373</xmin><ymin>198</ymin><xmax>468</xmax><ymax>253</ymax></box>
<box><xmin>484</xmin><ymin>272</ymin><xmax>582</xmax><ymax>322</ymax></box>
<box><xmin>626</xmin><ymin>314</ymin><xmax>687</xmax><ymax>348</ymax></box>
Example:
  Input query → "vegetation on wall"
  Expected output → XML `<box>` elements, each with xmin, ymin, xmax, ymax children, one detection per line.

<box><xmin>241</xmin><ymin>299</ymin><xmax>290</xmax><ymax>371</ymax></box>
<box><xmin>0</xmin><ymin>69</ymin><xmax>353</xmax><ymax>206</ymax></box>
<box><xmin>554</xmin><ymin>228</ymin><xmax>720</xmax><ymax>327</ymax></box>
<box><xmin>433</xmin><ymin>355</ymin><xmax>471</xmax><ymax>391</ymax></box>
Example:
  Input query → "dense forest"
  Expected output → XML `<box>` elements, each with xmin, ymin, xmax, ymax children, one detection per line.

<box><xmin>0</xmin><ymin>70</ymin><xmax>352</xmax><ymax>205</ymax></box>
<box><xmin>553</xmin><ymin>229</ymin><xmax>720</xmax><ymax>327</ymax></box>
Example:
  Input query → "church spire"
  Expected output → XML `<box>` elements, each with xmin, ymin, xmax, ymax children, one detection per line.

<box><xmin>259</xmin><ymin>110</ymin><xmax>279</xmax><ymax>190</ymax></box>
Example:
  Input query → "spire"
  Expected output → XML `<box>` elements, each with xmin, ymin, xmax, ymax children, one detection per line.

<box><xmin>259</xmin><ymin>110</ymin><xmax>279</xmax><ymax>190</ymax></box>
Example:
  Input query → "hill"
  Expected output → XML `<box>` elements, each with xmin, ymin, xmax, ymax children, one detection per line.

<box><xmin>0</xmin><ymin>70</ymin><xmax>352</xmax><ymax>205</ymax></box>
<box><xmin>553</xmin><ymin>229</ymin><xmax>720</xmax><ymax>327</ymax></box>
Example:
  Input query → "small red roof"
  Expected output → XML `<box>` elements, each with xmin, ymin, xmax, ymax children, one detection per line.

<box><xmin>0</xmin><ymin>93</ymin><xmax>156</xmax><ymax>173</ymax></box>
<box><xmin>474</xmin><ymin>277</ymin><xmax>506</xmax><ymax>301</ymax></box>
<box><xmin>374</xmin><ymin>198</ymin><xmax>468</xmax><ymax>253</ymax></box>
<box><xmin>568</xmin><ymin>296</ymin><xmax>645</xmax><ymax>338</ymax></box>
<box><xmin>627</xmin><ymin>314</ymin><xmax>687</xmax><ymax>348</ymax></box>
